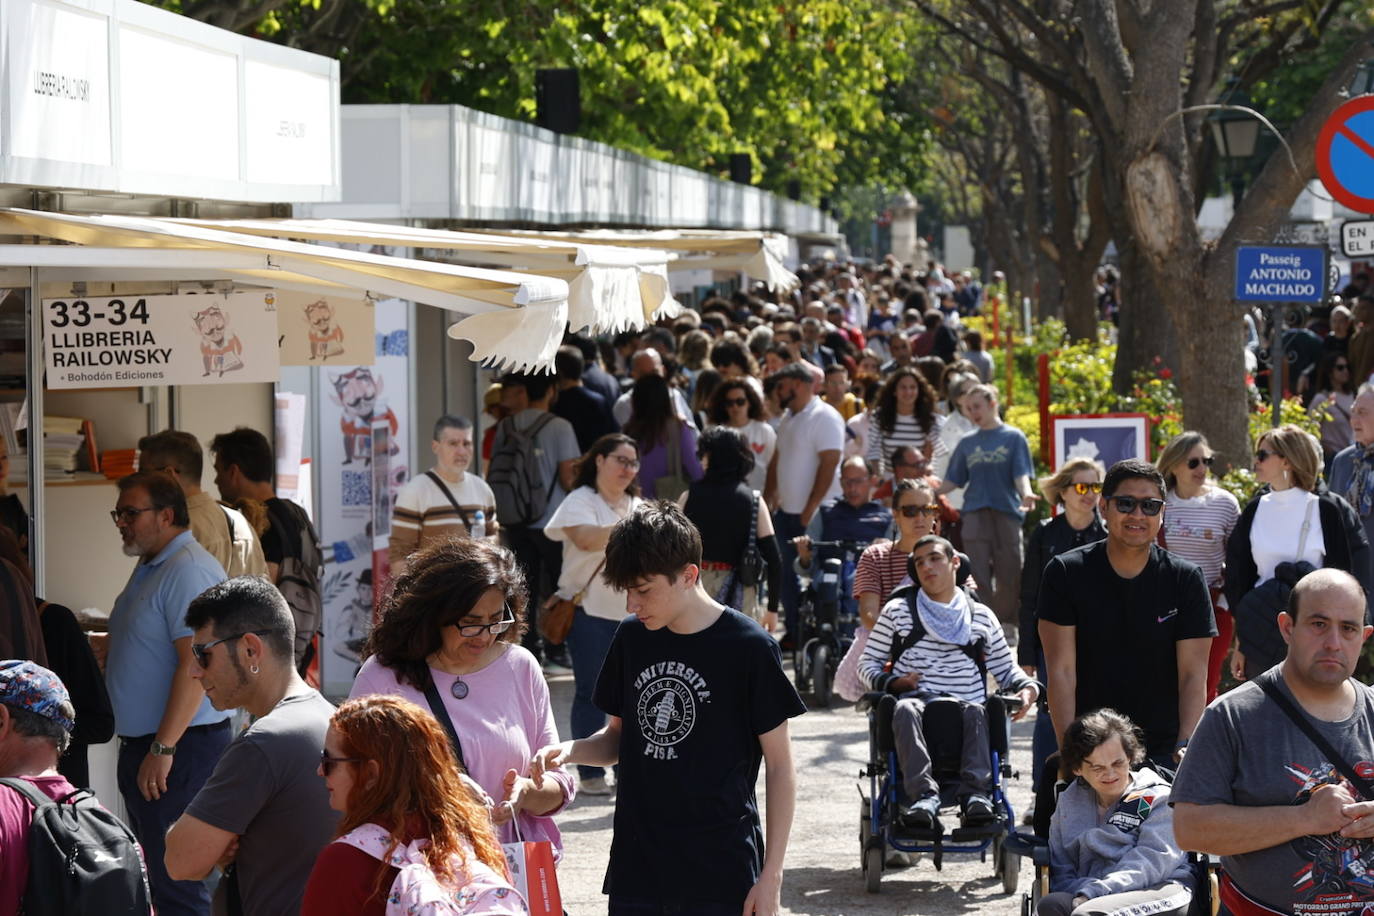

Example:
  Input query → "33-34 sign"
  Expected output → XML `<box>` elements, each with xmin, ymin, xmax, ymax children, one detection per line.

<box><xmin>47</xmin><ymin>297</ymin><xmax>151</xmax><ymax>328</ymax></box>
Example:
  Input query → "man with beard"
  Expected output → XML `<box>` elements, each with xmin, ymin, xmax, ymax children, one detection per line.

<box><xmin>1174</xmin><ymin>569</ymin><xmax>1374</xmax><ymax>916</ymax></box>
<box><xmin>107</xmin><ymin>472</ymin><xmax>229</xmax><ymax>915</ymax></box>
<box><xmin>165</xmin><ymin>577</ymin><xmax>337</xmax><ymax>916</ymax></box>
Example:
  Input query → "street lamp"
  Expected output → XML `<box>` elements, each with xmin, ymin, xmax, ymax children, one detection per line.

<box><xmin>1208</xmin><ymin>83</ymin><xmax>1260</xmax><ymax>206</ymax></box>
<box><xmin>1352</xmin><ymin>59</ymin><xmax>1374</xmax><ymax>97</ymax></box>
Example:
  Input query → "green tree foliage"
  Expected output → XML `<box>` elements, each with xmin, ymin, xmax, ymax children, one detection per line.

<box><xmin>152</xmin><ymin>0</ymin><xmax>930</xmax><ymax>199</ymax></box>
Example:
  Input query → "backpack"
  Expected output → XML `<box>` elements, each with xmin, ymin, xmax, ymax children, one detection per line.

<box><xmin>0</xmin><ymin>777</ymin><xmax>152</xmax><ymax>915</ymax></box>
<box><xmin>265</xmin><ymin>498</ymin><xmax>324</xmax><ymax>672</ymax></box>
<box><xmin>487</xmin><ymin>414</ymin><xmax>557</xmax><ymax>527</ymax></box>
<box><xmin>335</xmin><ymin>824</ymin><xmax>526</xmax><ymax>915</ymax></box>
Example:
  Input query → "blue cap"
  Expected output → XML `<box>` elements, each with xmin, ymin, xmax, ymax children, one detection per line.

<box><xmin>0</xmin><ymin>660</ymin><xmax>74</xmax><ymax>733</ymax></box>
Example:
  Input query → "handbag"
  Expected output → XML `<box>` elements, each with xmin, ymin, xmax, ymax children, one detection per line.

<box><xmin>1236</xmin><ymin>498</ymin><xmax>1317</xmax><ymax>672</ymax></box>
<box><xmin>539</xmin><ymin>558</ymin><xmax>605</xmax><ymax>646</ymax></box>
<box><xmin>734</xmin><ymin>490</ymin><xmax>765</xmax><ymax>588</ymax></box>
<box><xmin>653</xmin><ymin>422</ymin><xmax>691</xmax><ymax>502</ymax></box>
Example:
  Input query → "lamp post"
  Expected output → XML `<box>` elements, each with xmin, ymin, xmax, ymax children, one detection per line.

<box><xmin>1207</xmin><ymin>83</ymin><xmax>1261</xmax><ymax>207</ymax></box>
<box><xmin>1352</xmin><ymin>59</ymin><xmax>1374</xmax><ymax>97</ymax></box>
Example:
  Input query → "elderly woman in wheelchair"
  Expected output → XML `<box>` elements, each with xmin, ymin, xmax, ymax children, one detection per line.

<box><xmin>859</xmin><ymin>534</ymin><xmax>1037</xmax><ymax>834</ymax></box>
<box><xmin>1038</xmin><ymin>709</ymin><xmax>1193</xmax><ymax>916</ymax></box>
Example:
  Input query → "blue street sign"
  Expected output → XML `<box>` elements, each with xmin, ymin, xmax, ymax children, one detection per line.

<box><xmin>1234</xmin><ymin>246</ymin><xmax>1327</xmax><ymax>303</ymax></box>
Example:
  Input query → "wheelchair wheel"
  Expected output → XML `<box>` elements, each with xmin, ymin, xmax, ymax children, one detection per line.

<box><xmin>813</xmin><ymin>644</ymin><xmax>832</xmax><ymax>707</ymax></box>
<box><xmin>792</xmin><ymin>643</ymin><xmax>809</xmax><ymax>692</ymax></box>
<box><xmin>997</xmin><ymin>837</ymin><xmax>1020</xmax><ymax>894</ymax></box>
<box><xmin>863</xmin><ymin>839</ymin><xmax>884</xmax><ymax>893</ymax></box>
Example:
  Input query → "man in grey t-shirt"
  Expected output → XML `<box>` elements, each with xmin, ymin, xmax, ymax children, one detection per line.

<box><xmin>1173</xmin><ymin>569</ymin><xmax>1374</xmax><ymax>916</ymax></box>
<box><xmin>164</xmin><ymin>578</ymin><xmax>339</xmax><ymax>916</ymax></box>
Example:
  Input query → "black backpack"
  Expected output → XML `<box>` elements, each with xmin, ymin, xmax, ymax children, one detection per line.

<box><xmin>265</xmin><ymin>499</ymin><xmax>325</xmax><ymax>672</ymax></box>
<box><xmin>487</xmin><ymin>413</ymin><xmax>557</xmax><ymax>527</ymax></box>
<box><xmin>0</xmin><ymin>777</ymin><xmax>152</xmax><ymax>915</ymax></box>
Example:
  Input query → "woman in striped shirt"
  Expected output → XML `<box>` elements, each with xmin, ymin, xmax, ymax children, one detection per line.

<box><xmin>1157</xmin><ymin>431</ymin><xmax>1239</xmax><ymax>702</ymax></box>
<box><xmin>866</xmin><ymin>367</ymin><xmax>946</xmax><ymax>477</ymax></box>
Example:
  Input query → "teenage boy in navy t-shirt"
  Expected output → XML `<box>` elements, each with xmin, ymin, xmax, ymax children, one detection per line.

<box><xmin>531</xmin><ymin>502</ymin><xmax>806</xmax><ymax>915</ymax></box>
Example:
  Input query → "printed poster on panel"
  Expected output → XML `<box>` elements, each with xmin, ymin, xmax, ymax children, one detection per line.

<box><xmin>275</xmin><ymin>290</ymin><xmax>374</xmax><ymax>367</ymax></box>
<box><xmin>317</xmin><ymin>298</ymin><xmax>410</xmax><ymax>698</ymax></box>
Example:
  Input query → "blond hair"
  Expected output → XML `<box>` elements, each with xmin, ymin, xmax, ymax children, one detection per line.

<box><xmin>1257</xmin><ymin>424</ymin><xmax>1322</xmax><ymax>493</ymax></box>
<box><xmin>1038</xmin><ymin>457</ymin><xmax>1104</xmax><ymax>506</ymax></box>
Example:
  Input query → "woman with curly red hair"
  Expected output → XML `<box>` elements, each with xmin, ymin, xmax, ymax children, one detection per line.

<box><xmin>300</xmin><ymin>694</ymin><xmax>525</xmax><ymax>914</ymax></box>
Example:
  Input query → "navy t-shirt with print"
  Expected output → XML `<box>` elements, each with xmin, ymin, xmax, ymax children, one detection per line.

<box><xmin>594</xmin><ymin>608</ymin><xmax>806</xmax><ymax>905</ymax></box>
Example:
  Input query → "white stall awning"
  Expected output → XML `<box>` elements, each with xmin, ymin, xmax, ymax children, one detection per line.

<box><xmin>169</xmin><ymin>218</ymin><xmax>681</xmax><ymax>334</ymax></box>
<box><xmin>0</xmin><ymin>208</ymin><xmax>572</xmax><ymax>370</ymax></box>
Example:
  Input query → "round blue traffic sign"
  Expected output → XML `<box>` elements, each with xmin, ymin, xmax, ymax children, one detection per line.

<box><xmin>1317</xmin><ymin>95</ymin><xmax>1374</xmax><ymax>214</ymax></box>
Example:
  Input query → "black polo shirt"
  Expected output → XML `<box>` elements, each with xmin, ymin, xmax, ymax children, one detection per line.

<box><xmin>1037</xmin><ymin>542</ymin><xmax>1215</xmax><ymax>757</ymax></box>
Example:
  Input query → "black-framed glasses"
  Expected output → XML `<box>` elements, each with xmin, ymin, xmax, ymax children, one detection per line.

<box><xmin>1186</xmin><ymin>456</ymin><xmax>1215</xmax><ymax>470</ymax></box>
<box><xmin>320</xmin><ymin>750</ymin><xmax>364</xmax><ymax>776</ymax></box>
<box><xmin>191</xmin><ymin>629</ymin><xmax>276</xmax><ymax>667</ymax></box>
<box><xmin>110</xmin><ymin>506</ymin><xmax>156</xmax><ymax>525</ymax></box>
<box><xmin>1109</xmin><ymin>496</ymin><xmax>1165</xmax><ymax>517</ymax></box>
<box><xmin>447</xmin><ymin>610</ymin><xmax>516</xmax><ymax>638</ymax></box>
<box><xmin>1071</xmin><ymin>482</ymin><xmax>1104</xmax><ymax>496</ymax></box>
<box><xmin>898</xmin><ymin>504</ymin><xmax>940</xmax><ymax>518</ymax></box>
<box><xmin>1256</xmin><ymin>448</ymin><xmax>1275</xmax><ymax>463</ymax></box>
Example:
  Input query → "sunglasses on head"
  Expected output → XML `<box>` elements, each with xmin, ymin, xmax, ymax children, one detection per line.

<box><xmin>898</xmin><ymin>504</ymin><xmax>940</xmax><ymax>518</ymax></box>
<box><xmin>1186</xmin><ymin>456</ymin><xmax>1214</xmax><ymax>470</ymax></box>
<box><xmin>319</xmin><ymin>749</ymin><xmax>363</xmax><ymax>776</ymax></box>
<box><xmin>1071</xmin><ymin>482</ymin><xmax>1103</xmax><ymax>496</ymax></box>
<box><xmin>1108</xmin><ymin>496</ymin><xmax>1165</xmax><ymax>516</ymax></box>
<box><xmin>190</xmin><ymin>629</ymin><xmax>276</xmax><ymax>668</ymax></box>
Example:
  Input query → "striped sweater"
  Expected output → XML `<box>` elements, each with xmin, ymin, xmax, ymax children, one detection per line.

<box><xmin>857</xmin><ymin>590</ymin><xmax>1032</xmax><ymax>702</ymax></box>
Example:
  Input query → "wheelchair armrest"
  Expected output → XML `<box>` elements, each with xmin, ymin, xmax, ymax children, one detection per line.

<box><xmin>994</xmin><ymin>692</ymin><xmax>1025</xmax><ymax>716</ymax></box>
<box><xmin>1002</xmin><ymin>831</ymin><xmax>1048</xmax><ymax>862</ymax></box>
<box><xmin>856</xmin><ymin>691</ymin><xmax>886</xmax><ymax>713</ymax></box>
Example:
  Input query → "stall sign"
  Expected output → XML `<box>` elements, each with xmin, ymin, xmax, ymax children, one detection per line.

<box><xmin>42</xmin><ymin>291</ymin><xmax>281</xmax><ymax>389</ymax></box>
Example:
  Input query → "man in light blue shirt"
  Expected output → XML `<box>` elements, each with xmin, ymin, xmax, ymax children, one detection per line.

<box><xmin>107</xmin><ymin>471</ymin><xmax>229</xmax><ymax>916</ymax></box>
<box><xmin>937</xmin><ymin>384</ymin><xmax>1036</xmax><ymax>636</ymax></box>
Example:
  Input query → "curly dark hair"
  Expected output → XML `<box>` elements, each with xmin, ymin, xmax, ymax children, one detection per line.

<box><xmin>364</xmin><ymin>539</ymin><xmax>528</xmax><ymax>690</ymax></box>
<box><xmin>706</xmin><ymin>380</ymin><xmax>765</xmax><ymax>424</ymax></box>
<box><xmin>873</xmin><ymin>367</ymin><xmax>937</xmax><ymax>437</ymax></box>
<box><xmin>695</xmin><ymin>426</ymin><xmax>754</xmax><ymax>484</ymax></box>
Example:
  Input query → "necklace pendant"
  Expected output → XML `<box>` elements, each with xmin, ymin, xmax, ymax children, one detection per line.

<box><xmin>450</xmin><ymin>677</ymin><xmax>469</xmax><ymax>700</ymax></box>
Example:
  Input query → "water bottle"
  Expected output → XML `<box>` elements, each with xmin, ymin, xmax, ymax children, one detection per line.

<box><xmin>469</xmin><ymin>509</ymin><xmax>485</xmax><ymax>540</ymax></box>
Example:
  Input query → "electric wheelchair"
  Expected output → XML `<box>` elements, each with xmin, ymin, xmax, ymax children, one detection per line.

<box><xmin>794</xmin><ymin>539</ymin><xmax>868</xmax><ymax>707</ymax></box>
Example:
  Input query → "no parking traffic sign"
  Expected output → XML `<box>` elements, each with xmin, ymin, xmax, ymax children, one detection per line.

<box><xmin>1317</xmin><ymin>96</ymin><xmax>1374</xmax><ymax>214</ymax></box>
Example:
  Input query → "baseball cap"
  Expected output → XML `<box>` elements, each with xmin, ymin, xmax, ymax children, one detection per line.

<box><xmin>0</xmin><ymin>660</ymin><xmax>74</xmax><ymax>733</ymax></box>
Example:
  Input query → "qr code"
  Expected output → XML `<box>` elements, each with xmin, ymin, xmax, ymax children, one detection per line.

<box><xmin>341</xmin><ymin>470</ymin><xmax>371</xmax><ymax>507</ymax></box>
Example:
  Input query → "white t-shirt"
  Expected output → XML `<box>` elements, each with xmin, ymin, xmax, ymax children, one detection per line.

<box><xmin>1251</xmin><ymin>487</ymin><xmax>1325</xmax><ymax>587</ymax></box>
<box><xmin>544</xmin><ymin>486</ymin><xmax>641</xmax><ymax>621</ymax></box>
<box><xmin>775</xmin><ymin>396</ymin><xmax>845</xmax><ymax>514</ymax></box>
<box><xmin>735</xmin><ymin>419</ymin><xmax>777</xmax><ymax>492</ymax></box>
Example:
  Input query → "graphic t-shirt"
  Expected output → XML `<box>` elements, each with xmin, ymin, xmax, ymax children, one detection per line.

<box><xmin>1172</xmin><ymin>671</ymin><xmax>1374</xmax><ymax>916</ymax></box>
<box><xmin>1037</xmin><ymin>542</ymin><xmax>1215</xmax><ymax>758</ymax></box>
<box><xmin>593</xmin><ymin>609</ymin><xmax>806</xmax><ymax>905</ymax></box>
<box><xmin>943</xmin><ymin>424</ymin><xmax>1034</xmax><ymax>519</ymax></box>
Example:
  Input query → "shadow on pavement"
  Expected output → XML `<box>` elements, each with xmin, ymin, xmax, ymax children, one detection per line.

<box><xmin>781</xmin><ymin>864</ymin><xmax>1016</xmax><ymax>914</ymax></box>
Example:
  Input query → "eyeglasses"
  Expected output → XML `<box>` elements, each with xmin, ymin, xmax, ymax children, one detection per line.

<box><xmin>447</xmin><ymin>610</ymin><xmax>516</xmax><ymax>638</ymax></box>
<box><xmin>1336</xmin><ymin>363</ymin><xmax>1351</xmax><ymax>371</ymax></box>
<box><xmin>191</xmin><ymin>629</ymin><xmax>276</xmax><ymax>667</ymax></box>
<box><xmin>725</xmin><ymin>397</ymin><xmax>748</xmax><ymax>407</ymax></box>
<box><xmin>840</xmin><ymin>476</ymin><xmax>870</xmax><ymax>486</ymax></box>
<box><xmin>320</xmin><ymin>750</ymin><xmax>364</xmax><ymax>776</ymax></box>
<box><xmin>1071</xmin><ymin>482</ymin><xmax>1103</xmax><ymax>496</ymax></box>
<box><xmin>609</xmin><ymin>455</ymin><xmax>641</xmax><ymax>470</ymax></box>
<box><xmin>1255</xmin><ymin>448</ymin><xmax>1275</xmax><ymax>463</ymax></box>
<box><xmin>898</xmin><ymin>504</ymin><xmax>941</xmax><ymax>518</ymax></box>
<box><xmin>1186</xmin><ymin>456</ymin><xmax>1215</xmax><ymax>470</ymax></box>
<box><xmin>1108</xmin><ymin>496</ymin><xmax>1165</xmax><ymax>517</ymax></box>
<box><xmin>110</xmin><ymin>506</ymin><xmax>157</xmax><ymax>525</ymax></box>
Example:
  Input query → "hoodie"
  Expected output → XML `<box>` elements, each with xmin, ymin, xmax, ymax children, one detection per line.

<box><xmin>1048</xmin><ymin>767</ymin><xmax>1193</xmax><ymax>900</ymax></box>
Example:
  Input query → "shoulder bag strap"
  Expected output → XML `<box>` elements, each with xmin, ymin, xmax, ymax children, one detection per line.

<box><xmin>575</xmin><ymin>558</ymin><xmax>608</xmax><ymax>605</ymax></box>
<box><xmin>220</xmin><ymin>506</ymin><xmax>234</xmax><ymax>544</ymax></box>
<box><xmin>729</xmin><ymin>491</ymin><xmax>761</xmax><ymax>596</ymax></box>
<box><xmin>1296</xmin><ymin>497</ymin><xmax>1316</xmax><ymax>561</ymax></box>
<box><xmin>887</xmin><ymin>594</ymin><xmax>926</xmax><ymax>668</ymax></box>
<box><xmin>421</xmin><ymin>676</ymin><xmax>467</xmax><ymax>770</ymax></box>
<box><xmin>1256</xmin><ymin>669</ymin><xmax>1374</xmax><ymax>800</ymax></box>
<box><xmin>0</xmin><ymin>777</ymin><xmax>52</xmax><ymax>808</ymax></box>
<box><xmin>425</xmin><ymin>471</ymin><xmax>471</xmax><ymax>529</ymax></box>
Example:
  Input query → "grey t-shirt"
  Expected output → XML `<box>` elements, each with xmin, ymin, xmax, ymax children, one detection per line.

<box><xmin>494</xmin><ymin>408</ymin><xmax>581</xmax><ymax>528</ymax></box>
<box><xmin>1171</xmin><ymin>668</ymin><xmax>1374</xmax><ymax>915</ymax></box>
<box><xmin>186</xmin><ymin>690</ymin><xmax>339</xmax><ymax>916</ymax></box>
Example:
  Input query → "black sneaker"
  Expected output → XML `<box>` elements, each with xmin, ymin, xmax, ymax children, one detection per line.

<box><xmin>961</xmin><ymin>794</ymin><xmax>997</xmax><ymax>827</ymax></box>
<box><xmin>899</xmin><ymin>795</ymin><xmax>942</xmax><ymax>832</ymax></box>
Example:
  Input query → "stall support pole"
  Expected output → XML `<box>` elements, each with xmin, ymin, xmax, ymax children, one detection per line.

<box><xmin>24</xmin><ymin>268</ymin><xmax>45</xmax><ymax>594</ymax></box>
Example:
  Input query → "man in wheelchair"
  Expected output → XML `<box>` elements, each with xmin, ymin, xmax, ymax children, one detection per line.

<box><xmin>794</xmin><ymin>455</ymin><xmax>893</xmax><ymax>578</ymax></box>
<box><xmin>859</xmin><ymin>534</ymin><xmax>1037</xmax><ymax>833</ymax></box>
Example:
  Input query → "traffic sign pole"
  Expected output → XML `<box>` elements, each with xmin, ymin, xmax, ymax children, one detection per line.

<box><xmin>1270</xmin><ymin>304</ymin><xmax>1285</xmax><ymax>428</ymax></box>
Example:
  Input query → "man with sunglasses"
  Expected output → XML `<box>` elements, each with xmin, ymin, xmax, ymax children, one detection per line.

<box><xmin>106</xmin><ymin>472</ymin><xmax>229</xmax><ymax>916</ymax></box>
<box><xmin>165</xmin><ymin>577</ymin><xmax>337</xmax><ymax>916</ymax></box>
<box><xmin>1038</xmin><ymin>460</ymin><xmax>1215</xmax><ymax>768</ymax></box>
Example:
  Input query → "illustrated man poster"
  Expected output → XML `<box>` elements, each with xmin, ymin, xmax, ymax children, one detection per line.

<box><xmin>317</xmin><ymin>297</ymin><xmax>411</xmax><ymax>698</ymax></box>
<box><xmin>42</xmin><ymin>291</ymin><xmax>279</xmax><ymax>389</ymax></box>
<box><xmin>276</xmin><ymin>290</ymin><xmax>374</xmax><ymax>366</ymax></box>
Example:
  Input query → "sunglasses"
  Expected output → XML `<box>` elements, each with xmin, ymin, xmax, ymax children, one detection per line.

<box><xmin>1108</xmin><ymin>496</ymin><xmax>1165</xmax><ymax>517</ymax></box>
<box><xmin>1186</xmin><ymin>456</ymin><xmax>1214</xmax><ymax>470</ymax></box>
<box><xmin>898</xmin><ymin>504</ymin><xmax>941</xmax><ymax>518</ymax></box>
<box><xmin>725</xmin><ymin>397</ymin><xmax>748</xmax><ymax>407</ymax></box>
<box><xmin>1071</xmin><ymin>482</ymin><xmax>1103</xmax><ymax>496</ymax></box>
<box><xmin>447</xmin><ymin>611</ymin><xmax>516</xmax><ymax>638</ymax></box>
<box><xmin>1336</xmin><ymin>363</ymin><xmax>1350</xmax><ymax>370</ymax></box>
<box><xmin>1255</xmin><ymin>448</ymin><xmax>1275</xmax><ymax>463</ymax></box>
<box><xmin>320</xmin><ymin>749</ymin><xmax>364</xmax><ymax>776</ymax></box>
<box><xmin>191</xmin><ymin>629</ymin><xmax>276</xmax><ymax>668</ymax></box>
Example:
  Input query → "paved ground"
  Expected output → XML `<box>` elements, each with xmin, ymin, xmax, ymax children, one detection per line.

<box><xmin>546</xmin><ymin>670</ymin><xmax>1036</xmax><ymax>915</ymax></box>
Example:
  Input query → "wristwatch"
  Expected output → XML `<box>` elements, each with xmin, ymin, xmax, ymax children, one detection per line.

<box><xmin>150</xmin><ymin>741</ymin><xmax>177</xmax><ymax>757</ymax></box>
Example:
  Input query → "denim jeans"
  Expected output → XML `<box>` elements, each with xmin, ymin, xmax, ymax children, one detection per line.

<box><xmin>567</xmin><ymin>607</ymin><xmax>621</xmax><ymax>780</ymax></box>
<box><xmin>772</xmin><ymin>510</ymin><xmax>805</xmax><ymax>638</ymax></box>
<box><xmin>117</xmin><ymin>720</ymin><xmax>232</xmax><ymax>916</ymax></box>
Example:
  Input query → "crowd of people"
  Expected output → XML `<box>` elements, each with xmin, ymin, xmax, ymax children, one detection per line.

<box><xmin>2</xmin><ymin>255</ymin><xmax>1374</xmax><ymax>916</ymax></box>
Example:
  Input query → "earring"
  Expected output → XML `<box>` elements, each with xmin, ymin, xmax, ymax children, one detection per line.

<box><xmin>250</xmin><ymin>664</ymin><xmax>260</xmax><ymax>675</ymax></box>
<box><xmin>1282</xmin><ymin>468</ymin><xmax>1289</xmax><ymax>483</ymax></box>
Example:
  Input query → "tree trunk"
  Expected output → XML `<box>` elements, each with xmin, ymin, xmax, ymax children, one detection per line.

<box><xmin>1112</xmin><ymin>240</ymin><xmax>1179</xmax><ymax>395</ymax></box>
<box><xmin>1058</xmin><ymin>251</ymin><xmax>1099</xmax><ymax>341</ymax></box>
